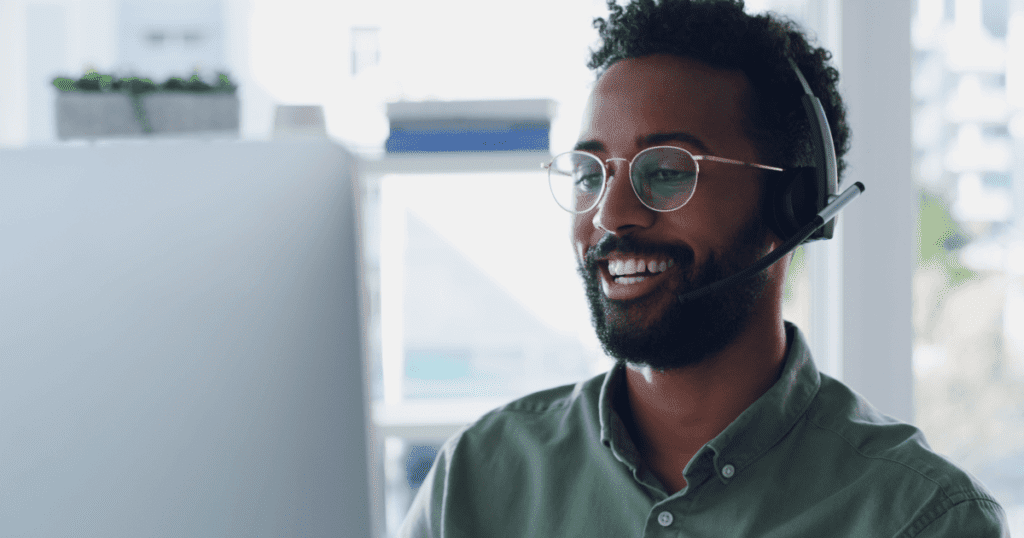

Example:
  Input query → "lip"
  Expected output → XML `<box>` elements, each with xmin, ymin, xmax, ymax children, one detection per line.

<box><xmin>599</xmin><ymin>260</ymin><xmax>675</xmax><ymax>300</ymax></box>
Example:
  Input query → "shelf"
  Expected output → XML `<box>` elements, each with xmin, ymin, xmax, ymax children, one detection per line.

<box><xmin>371</xmin><ymin>398</ymin><xmax>510</xmax><ymax>440</ymax></box>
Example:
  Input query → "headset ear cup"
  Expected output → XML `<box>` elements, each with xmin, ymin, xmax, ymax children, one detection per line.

<box><xmin>764</xmin><ymin>167</ymin><xmax>818</xmax><ymax>241</ymax></box>
<box><xmin>763</xmin><ymin>169</ymin><xmax>798</xmax><ymax>240</ymax></box>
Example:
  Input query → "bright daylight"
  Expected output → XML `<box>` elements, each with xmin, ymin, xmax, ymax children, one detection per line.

<box><xmin>0</xmin><ymin>0</ymin><xmax>1021</xmax><ymax>536</ymax></box>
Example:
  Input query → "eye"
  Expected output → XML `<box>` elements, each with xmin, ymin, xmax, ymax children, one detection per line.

<box><xmin>645</xmin><ymin>168</ymin><xmax>691</xmax><ymax>184</ymax></box>
<box><xmin>574</xmin><ymin>170</ymin><xmax>604</xmax><ymax>192</ymax></box>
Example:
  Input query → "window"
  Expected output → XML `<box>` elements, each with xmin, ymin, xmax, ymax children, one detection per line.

<box><xmin>364</xmin><ymin>154</ymin><xmax>605</xmax><ymax>535</ymax></box>
<box><xmin>912</xmin><ymin>0</ymin><xmax>1024</xmax><ymax>530</ymax></box>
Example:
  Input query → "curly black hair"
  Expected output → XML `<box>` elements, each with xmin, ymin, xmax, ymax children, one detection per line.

<box><xmin>588</xmin><ymin>0</ymin><xmax>850</xmax><ymax>180</ymax></box>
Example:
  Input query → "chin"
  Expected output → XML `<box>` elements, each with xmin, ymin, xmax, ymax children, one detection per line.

<box><xmin>582</xmin><ymin>253</ymin><xmax>769</xmax><ymax>371</ymax></box>
<box><xmin>578</xmin><ymin>213</ymin><xmax>774</xmax><ymax>370</ymax></box>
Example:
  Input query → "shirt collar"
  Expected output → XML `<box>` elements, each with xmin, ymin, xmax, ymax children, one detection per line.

<box><xmin>597</xmin><ymin>322</ymin><xmax>821</xmax><ymax>485</ymax></box>
<box><xmin>598</xmin><ymin>357</ymin><xmax>641</xmax><ymax>469</ymax></box>
<box><xmin>701</xmin><ymin>322</ymin><xmax>820</xmax><ymax>483</ymax></box>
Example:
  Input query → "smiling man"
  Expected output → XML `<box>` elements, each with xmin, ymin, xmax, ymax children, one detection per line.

<box><xmin>399</xmin><ymin>1</ymin><xmax>1008</xmax><ymax>536</ymax></box>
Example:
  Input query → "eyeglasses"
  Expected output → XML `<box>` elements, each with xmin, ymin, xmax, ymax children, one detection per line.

<box><xmin>542</xmin><ymin>145</ymin><xmax>784</xmax><ymax>213</ymax></box>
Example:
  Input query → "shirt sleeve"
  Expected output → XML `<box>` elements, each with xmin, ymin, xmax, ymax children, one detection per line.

<box><xmin>397</xmin><ymin>445</ymin><xmax>446</xmax><ymax>538</ymax></box>
<box><xmin>904</xmin><ymin>497</ymin><xmax>1010</xmax><ymax>538</ymax></box>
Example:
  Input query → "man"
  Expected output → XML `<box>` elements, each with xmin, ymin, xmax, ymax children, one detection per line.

<box><xmin>400</xmin><ymin>0</ymin><xmax>1009</xmax><ymax>536</ymax></box>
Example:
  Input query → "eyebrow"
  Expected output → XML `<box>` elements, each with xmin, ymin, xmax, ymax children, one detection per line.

<box><xmin>573</xmin><ymin>132</ymin><xmax>714</xmax><ymax>155</ymax></box>
<box><xmin>573</xmin><ymin>139</ymin><xmax>606</xmax><ymax>152</ymax></box>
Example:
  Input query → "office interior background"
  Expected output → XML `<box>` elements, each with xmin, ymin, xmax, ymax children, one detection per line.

<box><xmin>1</xmin><ymin>0</ymin><xmax>1022</xmax><ymax>535</ymax></box>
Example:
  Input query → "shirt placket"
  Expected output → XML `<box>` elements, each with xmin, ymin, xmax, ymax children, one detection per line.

<box><xmin>640</xmin><ymin>449</ymin><xmax>717</xmax><ymax>537</ymax></box>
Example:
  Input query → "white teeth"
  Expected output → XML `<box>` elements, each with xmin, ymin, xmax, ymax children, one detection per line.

<box><xmin>608</xmin><ymin>258</ymin><xmax>675</xmax><ymax>277</ymax></box>
<box><xmin>619</xmin><ymin>276</ymin><xmax>646</xmax><ymax>285</ymax></box>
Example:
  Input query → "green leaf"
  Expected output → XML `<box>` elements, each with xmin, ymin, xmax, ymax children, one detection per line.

<box><xmin>54</xmin><ymin>71</ymin><xmax>238</xmax><ymax>95</ymax></box>
<box><xmin>916</xmin><ymin>191</ymin><xmax>977</xmax><ymax>286</ymax></box>
<box><xmin>52</xmin><ymin>78</ymin><xmax>77</xmax><ymax>92</ymax></box>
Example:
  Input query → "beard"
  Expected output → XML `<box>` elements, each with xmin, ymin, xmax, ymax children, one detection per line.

<box><xmin>578</xmin><ymin>216</ymin><xmax>772</xmax><ymax>371</ymax></box>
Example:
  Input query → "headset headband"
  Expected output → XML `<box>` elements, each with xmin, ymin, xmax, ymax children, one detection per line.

<box><xmin>763</xmin><ymin>59</ymin><xmax>841</xmax><ymax>242</ymax></box>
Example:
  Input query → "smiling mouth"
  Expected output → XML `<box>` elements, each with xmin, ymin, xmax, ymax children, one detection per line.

<box><xmin>606</xmin><ymin>257</ymin><xmax>676</xmax><ymax>284</ymax></box>
<box><xmin>599</xmin><ymin>256</ymin><xmax>678</xmax><ymax>301</ymax></box>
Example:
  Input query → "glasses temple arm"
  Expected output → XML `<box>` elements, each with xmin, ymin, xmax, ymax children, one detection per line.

<box><xmin>695</xmin><ymin>155</ymin><xmax>784</xmax><ymax>172</ymax></box>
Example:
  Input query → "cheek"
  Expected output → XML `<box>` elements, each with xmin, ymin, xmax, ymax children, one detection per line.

<box><xmin>571</xmin><ymin>215</ymin><xmax>591</xmax><ymax>260</ymax></box>
<box><xmin>693</xmin><ymin>180</ymin><xmax>762</xmax><ymax>241</ymax></box>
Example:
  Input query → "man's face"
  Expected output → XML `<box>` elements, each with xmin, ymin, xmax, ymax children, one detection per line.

<box><xmin>572</xmin><ymin>55</ymin><xmax>776</xmax><ymax>370</ymax></box>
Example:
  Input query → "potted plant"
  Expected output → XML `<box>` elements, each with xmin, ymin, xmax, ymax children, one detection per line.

<box><xmin>53</xmin><ymin>71</ymin><xmax>239</xmax><ymax>139</ymax></box>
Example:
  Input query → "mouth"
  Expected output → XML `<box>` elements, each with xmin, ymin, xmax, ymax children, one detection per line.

<box><xmin>600</xmin><ymin>256</ymin><xmax>677</xmax><ymax>300</ymax></box>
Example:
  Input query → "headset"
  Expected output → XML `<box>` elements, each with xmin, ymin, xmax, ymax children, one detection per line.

<box><xmin>677</xmin><ymin>57</ymin><xmax>865</xmax><ymax>303</ymax></box>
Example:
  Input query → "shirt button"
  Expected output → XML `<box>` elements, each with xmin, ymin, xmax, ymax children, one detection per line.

<box><xmin>722</xmin><ymin>464</ymin><xmax>735</xmax><ymax>478</ymax></box>
<box><xmin>657</xmin><ymin>511</ymin><xmax>674</xmax><ymax>527</ymax></box>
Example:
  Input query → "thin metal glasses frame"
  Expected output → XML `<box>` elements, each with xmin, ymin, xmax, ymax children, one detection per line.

<box><xmin>542</xmin><ymin>145</ymin><xmax>783</xmax><ymax>213</ymax></box>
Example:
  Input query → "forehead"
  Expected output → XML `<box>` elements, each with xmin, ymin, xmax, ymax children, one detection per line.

<box><xmin>580</xmin><ymin>55</ymin><xmax>753</xmax><ymax>151</ymax></box>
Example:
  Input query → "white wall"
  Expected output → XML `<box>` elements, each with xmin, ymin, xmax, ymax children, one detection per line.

<box><xmin>0</xmin><ymin>0</ymin><xmax>276</xmax><ymax>146</ymax></box>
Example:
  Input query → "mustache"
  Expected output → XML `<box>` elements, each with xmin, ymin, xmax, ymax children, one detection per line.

<box><xmin>583</xmin><ymin>233</ymin><xmax>696</xmax><ymax>270</ymax></box>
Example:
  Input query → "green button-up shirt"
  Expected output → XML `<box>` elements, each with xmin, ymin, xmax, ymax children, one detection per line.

<box><xmin>400</xmin><ymin>323</ymin><xmax>1008</xmax><ymax>537</ymax></box>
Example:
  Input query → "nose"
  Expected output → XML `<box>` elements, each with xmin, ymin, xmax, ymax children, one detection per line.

<box><xmin>592</xmin><ymin>158</ymin><xmax>655</xmax><ymax>235</ymax></box>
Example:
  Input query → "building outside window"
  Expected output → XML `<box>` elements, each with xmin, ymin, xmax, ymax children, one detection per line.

<box><xmin>911</xmin><ymin>0</ymin><xmax>1024</xmax><ymax>530</ymax></box>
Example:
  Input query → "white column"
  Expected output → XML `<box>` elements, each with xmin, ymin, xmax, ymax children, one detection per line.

<box><xmin>0</xmin><ymin>0</ymin><xmax>29</xmax><ymax>147</ymax></box>
<box><xmin>801</xmin><ymin>0</ymin><xmax>845</xmax><ymax>381</ymax></box>
<box><xmin>26</xmin><ymin>3</ymin><xmax>68</xmax><ymax>145</ymax></box>
<box><xmin>839</xmin><ymin>0</ymin><xmax>916</xmax><ymax>423</ymax></box>
<box><xmin>380</xmin><ymin>177</ymin><xmax>407</xmax><ymax>407</ymax></box>
<box><xmin>807</xmin><ymin>231</ymin><xmax>844</xmax><ymax>379</ymax></box>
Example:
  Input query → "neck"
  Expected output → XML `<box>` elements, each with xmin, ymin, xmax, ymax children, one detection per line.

<box><xmin>622</xmin><ymin>312</ymin><xmax>788</xmax><ymax>487</ymax></box>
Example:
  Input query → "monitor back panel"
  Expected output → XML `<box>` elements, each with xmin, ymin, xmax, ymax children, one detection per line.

<box><xmin>0</xmin><ymin>139</ymin><xmax>372</xmax><ymax>537</ymax></box>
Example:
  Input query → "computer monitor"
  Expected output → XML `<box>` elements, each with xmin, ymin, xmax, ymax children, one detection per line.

<box><xmin>0</xmin><ymin>139</ymin><xmax>373</xmax><ymax>537</ymax></box>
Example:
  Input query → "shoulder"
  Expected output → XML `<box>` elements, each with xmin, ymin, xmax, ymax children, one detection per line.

<box><xmin>399</xmin><ymin>372</ymin><xmax>613</xmax><ymax>538</ymax></box>
<box><xmin>801</xmin><ymin>374</ymin><xmax>1007</xmax><ymax>537</ymax></box>
<box><xmin>805</xmin><ymin>374</ymin><xmax>981</xmax><ymax>494</ymax></box>
<box><xmin>447</xmin><ymin>370</ymin><xmax>607</xmax><ymax>453</ymax></box>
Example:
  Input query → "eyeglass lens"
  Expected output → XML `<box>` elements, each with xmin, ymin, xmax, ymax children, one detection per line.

<box><xmin>548</xmin><ymin>147</ymin><xmax>698</xmax><ymax>213</ymax></box>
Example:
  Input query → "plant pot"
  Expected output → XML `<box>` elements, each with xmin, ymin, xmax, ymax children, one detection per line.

<box><xmin>56</xmin><ymin>92</ymin><xmax>239</xmax><ymax>140</ymax></box>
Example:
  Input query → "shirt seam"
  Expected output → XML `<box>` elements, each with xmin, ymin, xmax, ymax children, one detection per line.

<box><xmin>807</xmin><ymin>414</ymin><xmax>992</xmax><ymax>498</ymax></box>
<box><xmin>501</xmin><ymin>394</ymin><xmax>577</xmax><ymax>415</ymax></box>
<box><xmin>805</xmin><ymin>413</ymin><xmax>1000</xmax><ymax>535</ymax></box>
<box><xmin>898</xmin><ymin>497</ymin><xmax>1005</xmax><ymax>538</ymax></box>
